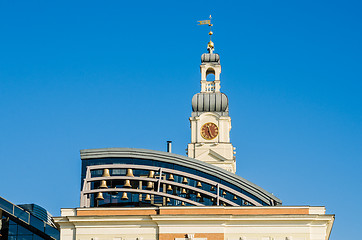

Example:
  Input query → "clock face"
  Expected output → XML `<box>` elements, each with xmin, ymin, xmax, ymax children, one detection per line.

<box><xmin>201</xmin><ymin>122</ymin><xmax>219</xmax><ymax>140</ymax></box>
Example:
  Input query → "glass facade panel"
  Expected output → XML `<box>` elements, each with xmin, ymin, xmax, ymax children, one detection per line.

<box><xmin>14</xmin><ymin>206</ymin><xmax>29</xmax><ymax>223</ymax></box>
<box><xmin>45</xmin><ymin>224</ymin><xmax>61</xmax><ymax>239</ymax></box>
<box><xmin>34</xmin><ymin>234</ymin><xmax>46</xmax><ymax>240</ymax></box>
<box><xmin>0</xmin><ymin>197</ymin><xmax>14</xmax><ymax>213</ymax></box>
<box><xmin>29</xmin><ymin>215</ymin><xmax>45</xmax><ymax>232</ymax></box>
<box><xmin>17</xmin><ymin>225</ymin><xmax>33</xmax><ymax>235</ymax></box>
<box><xmin>111</xmin><ymin>169</ymin><xmax>125</xmax><ymax>176</ymax></box>
<box><xmin>9</xmin><ymin>222</ymin><xmax>18</xmax><ymax>235</ymax></box>
<box><xmin>17</xmin><ymin>234</ymin><xmax>33</xmax><ymax>240</ymax></box>
<box><xmin>2</xmin><ymin>217</ymin><xmax>53</xmax><ymax>240</ymax></box>
<box><xmin>91</xmin><ymin>169</ymin><xmax>103</xmax><ymax>177</ymax></box>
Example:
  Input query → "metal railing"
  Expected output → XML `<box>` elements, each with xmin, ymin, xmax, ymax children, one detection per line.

<box><xmin>80</xmin><ymin>164</ymin><xmax>261</xmax><ymax>208</ymax></box>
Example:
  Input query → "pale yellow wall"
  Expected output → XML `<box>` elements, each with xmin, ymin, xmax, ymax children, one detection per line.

<box><xmin>54</xmin><ymin>206</ymin><xmax>334</xmax><ymax>240</ymax></box>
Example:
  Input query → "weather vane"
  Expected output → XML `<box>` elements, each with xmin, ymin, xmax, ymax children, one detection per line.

<box><xmin>197</xmin><ymin>15</ymin><xmax>214</xmax><ymax>53</ymax></box>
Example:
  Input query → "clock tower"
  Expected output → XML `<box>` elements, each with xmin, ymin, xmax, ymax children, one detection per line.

<box><xmin>187</xmin><ymin>40</ymin><xmax>236</xmax><ymax>173</ymax></box>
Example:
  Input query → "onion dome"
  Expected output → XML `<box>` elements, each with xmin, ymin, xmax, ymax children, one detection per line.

<box><xmin>201</xmin><ymin>53</ymin><xmax>220</xmax><ymax>63</ymax></box>
<box><xmin>192</xmin><ymin>92</ymin><xmax>228</xmax><ymax>112</ymax></box>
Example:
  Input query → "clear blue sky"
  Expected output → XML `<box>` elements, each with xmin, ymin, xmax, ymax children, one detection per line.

<box><xmin>0</xmin><ymin>1</ymin><xmax>361</xmax><ymax>239</ymax></box>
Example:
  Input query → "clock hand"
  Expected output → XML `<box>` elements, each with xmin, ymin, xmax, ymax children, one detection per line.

<box><xmin>206</xmin><ymin>125</ymin><xmax>214</xmax><ymax>138</ymax></box>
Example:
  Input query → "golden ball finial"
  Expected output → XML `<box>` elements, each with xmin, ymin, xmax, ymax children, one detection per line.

<box><xmin>209</xmin><ymin>31</ymin><xmax>213</xmax><ymax>35</ymax></box>
<box><xmin>208</xmin><ymin>41</ymin><xmax>214</xmax><ymax>49</ymax></box>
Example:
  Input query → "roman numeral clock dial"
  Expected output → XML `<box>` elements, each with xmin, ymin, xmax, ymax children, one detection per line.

<box><xmin>201</xmin><ymin>122</ymin><xmax>219</xmax><ymax>140</ymax></box>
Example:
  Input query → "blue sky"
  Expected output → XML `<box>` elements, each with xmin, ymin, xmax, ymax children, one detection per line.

<box><xmin>0</xmin><ymin>1</ymin><xmax>361</xmax><ymax>239</ymax></box>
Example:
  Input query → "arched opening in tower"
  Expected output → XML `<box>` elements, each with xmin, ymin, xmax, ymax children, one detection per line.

<box><xmin>206</xmin><ymin>74</ymin><xmax>215</xmax><ymax>81</ymax></box>
<box><xmin>206</xmin><ymin>68</ymin><xmax>216</xmax><ymax>81</ymax></box>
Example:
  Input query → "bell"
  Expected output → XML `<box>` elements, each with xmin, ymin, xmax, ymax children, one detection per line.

<box><xmin>222</xmin><ymin>191</ymin><xmax>227</xmax><ymax>195</ymax></box>
<box><xmin>196</xmin><ymin>181</ymin><xmax>202</xmax><ymax>188</ymax></box>
<box><xmin>210</xmin><ymin>186</ymin><xmax>215</xmax><ymax>191</ymax></box>
<box><xmin>244</xmin><ymin>201</ymin><xmax>248</xmax><ymax>206</ymax></box>
<box><xmin>123</xmin><ymin>179</ymin><xmax>132</xmax><ymax>188</ymax></box>
<box><xmin>95</xmin><ymin>192</ymin><xmax>104</xmax><ymax>200</ymax></box>
<box><xmin>145</xmin><ymin>194</ymin><xmax>151</xmax><ymax>201</ymax></box>
<box><xmin>181</xmin><ymin>188</ymin><xmax>187</xmax><ymax>194</ymax></box>
<box><xmin>181</xmin><ymin>202</ymin><xmax>185</xmax><ymax>206</ymax></box>
<box><xmin>167</xmin><ymin>185</ymin><xmax>173</xmax><ymax>191</ymax></box>
<box><xmin>182</xmin><ymin>177</ymin><xmax>188</xmax><ymax>184</ymax></box>
<box><xmin>211</xmin><ymin>198</ymin><xmax>214</xmax><ymax>202</ymax></box>
<box><xmin>166</xmin><ymin>197</ymin><xmax>170</xmax><ymax>203</ymax></box>
<box><xmin>168</xmin><ymin>174</ymin><xmax>174</xmax><ymax>181</ymax></box>
<box><xmin>148</xmin><ymin>170</ymin><xmax>155</xmax><ymax>178</ymax></box>
<box><xmin>121</xmin><ymin>192</ymin><xmax>128</xmax><ymax>200</ymax></box>
<box><xmin>233</xmin><ymin>196</ymin><xmax>237</xmax><ymax>200</ymax></box>
<box><xmin>223</xmin><ymin>202</ymin><xmax>226</xmax><ymax>206</ymax></box>
<box><xmin>126</xmin><ymin>169</ymin><xmax>134</xmax><ymax>177</ymax></box>
<box><xmin>102</xmin><ymin>169</ymin><xmax>110</xmax><ymax>177</ymax></box>
<box><xmin>146</xmin><ymin>181</ymin><xmax>154</xmax><ymax>189</ymax></box>
<box><xmin>196</xmin><ymin>193</ymin><xmax>201</xmax><ymax>198</ymax></box>
<box><xmin>99</xmin><ymin>180</ymin><xmax>108</xmax><ymax>189</ymax></box>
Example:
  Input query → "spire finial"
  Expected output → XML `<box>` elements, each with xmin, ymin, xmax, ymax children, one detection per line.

<box><xmin>208</xmin><ymin>15</ymin><xmax>213</xmax><ymax>40</ymax></box>
<box><xmin>198</xmin><ymin>15</ymin><xmax>214</xmax><ymax>53</ymax></box>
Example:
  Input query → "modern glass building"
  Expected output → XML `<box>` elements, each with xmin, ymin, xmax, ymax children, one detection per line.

<box><xmin>17</xmin><ymin>204</ymin><xmax>52</xmax><ymax>226</ymax></box>
<box><xmin>0</xmin><ymin>196</ymin><xmax>59</xmax><ymax>240</ymax></box>
<box><xmin>80</xmin><ymin>148</ymin><xmax>282</xmax><ymax>208</ymax></box>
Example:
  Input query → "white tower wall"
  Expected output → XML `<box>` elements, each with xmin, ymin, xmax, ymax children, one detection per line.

<box><xmin>188</xmin><ymin>44</ymin><xmax>236</xmax><ymax>173</ymax></box>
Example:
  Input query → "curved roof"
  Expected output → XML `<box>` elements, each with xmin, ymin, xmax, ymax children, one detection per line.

<box><xmin>201</xmin><ymin>53</ymin><xmax>220</xmax><ymax>63</ymax></box>
<box><xmin>80</xmin><ymin>148</ymin><xmax>282</xmax><ymax>206</ymax></box>
<box><xmin>192</xmin><ymin>92</ymin><xmax>228</xmax><ymax>112</ymax></box>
